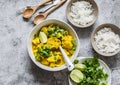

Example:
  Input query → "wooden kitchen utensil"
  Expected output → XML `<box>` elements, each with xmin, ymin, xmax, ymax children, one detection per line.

<box><xmin>22</xmin><ymin>0</ymin><xmax>52</xmax><ymax>19</ymax></box>
<box><xmin>33</xmin><ymin>0</ymin><xmax>66</xmax><ymax>25</ymax></box>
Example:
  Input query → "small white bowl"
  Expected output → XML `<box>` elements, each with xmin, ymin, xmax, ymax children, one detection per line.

<box><xmin>66</xmin><ymin>0</ymin><xmax>99</xmax><ymax>28</ymax></box>
<box><xmin>91</xmin><ymin>23</ymin><xmax>120</xmax><ymax>56</ymax></box>
<box><xmin>69</xmin><ymin>57</ymin><xmax>111</xmax><ymax>85</ymax></box>
<box><xmin>27</xmin><ymin>19</ymin><xmax>80</xmax><ymax>71</ymax></box>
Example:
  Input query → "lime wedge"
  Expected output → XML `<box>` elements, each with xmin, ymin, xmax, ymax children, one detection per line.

<box><xmin>39</xmin><ymin>32</ymin><xmax>47</xmax><ymax>43</ymax></box>
<box><xmin>70</xmin><ymin>69</ymin><xmax>84</xmax><ymax>83</ymax></box>
<box><xmin>74</xmin><ymin>63</ymin><xmax>86</xmax><ymax>71</ymax></box>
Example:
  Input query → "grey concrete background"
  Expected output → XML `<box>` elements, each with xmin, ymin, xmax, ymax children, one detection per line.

<box><xmin>0</xmin><ymin>0</ymin><xmax>120</xmax><ymax>85</ymax></box>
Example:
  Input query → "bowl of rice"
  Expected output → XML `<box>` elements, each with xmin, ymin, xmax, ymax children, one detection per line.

<box><xmin>66</xmin><ymin>0</ymin><xmax>98</xmax><ymax>28</ymax></box>
<box><xmin>91</xmin><ymin>23</ymin><xmax>120</xmax><ymax>56</ymax></box>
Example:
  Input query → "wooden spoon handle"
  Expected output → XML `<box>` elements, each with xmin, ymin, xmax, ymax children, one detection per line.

<box><xmin>33</xmin><ymin>0</ymin><xmax>52</xmax><ymax>10</ymax></box>
<box><xmin>43</xmin><ymin>0</ymin><xmax>66</xmax><ymax>18</ymax></box>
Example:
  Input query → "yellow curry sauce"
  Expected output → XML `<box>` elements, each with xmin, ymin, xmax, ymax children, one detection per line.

<box><xmin>32</xmin><ymin>24</ymin><xmax>76</xmax><ymax>68</ymax></box>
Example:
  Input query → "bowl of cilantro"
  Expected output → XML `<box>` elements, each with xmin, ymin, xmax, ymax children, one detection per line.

<box><xmin>69</xmin><ymin>55</ymin><xmax>111</xmax><ymax>85</ymax></box>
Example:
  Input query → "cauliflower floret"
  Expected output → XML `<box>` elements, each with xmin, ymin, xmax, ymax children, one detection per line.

<box><xmin>47</xmin><ymin>56</ymin><xmax>56</xmax><ymax>63</ymax></box>
<box><xmin>62</xmin><ymin>35</ymin><xmax>73</xmax><ymax>49</ymax></box>
<box><xmin>47</xmin><ymin>37</ymin><xmax>61</xmax><ymax>49</ymax></box>
<box><xmin>32</xmin><ymin>37</ymin><xmax>40</xmax><ymax>45</ymax></box>
<box><xmin>41</xmin><ymin>27</ymin><xmax>48</xmax><ymax>34</ymax></box>
<box><xmin>41</xmin><ymin>59</ymin><xmax>49</xmax><ymax>66</ymax></box>
<box><xmin>49</xmin><ymin>63</ymin><xmax>56</xmax><ymax>68</ymax></box>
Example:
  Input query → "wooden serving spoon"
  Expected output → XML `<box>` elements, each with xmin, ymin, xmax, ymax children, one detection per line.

<box><xmin>22</xmin><ymin>0</ymin><xmax>52</xmax><ymax>19</ymax></box>
<box><xmin>33</xmin><ymin>0</ymin><xmax>66</xmax><ymax>25</ymax></box>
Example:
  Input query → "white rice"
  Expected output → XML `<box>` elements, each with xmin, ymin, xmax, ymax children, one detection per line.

<box><xmin>94</xmin><ymin>27</ymin><xmax>120</xmax><ymax>53</ymax></box>
<box><xmin>70</xmin><ymin>1</ymin><xmax>94</xmax><ymax>26</ymax></box>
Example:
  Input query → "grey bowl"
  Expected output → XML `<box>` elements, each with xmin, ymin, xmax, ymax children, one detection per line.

<box><xmin>91</xmin><ymin>23</ymin><xmax>120</xmax><ymax>57</ymax></box>
<box><xmin>66</xmin><ymin>0</ymin><xmax>99</xmax><ymax>28</ymax></box>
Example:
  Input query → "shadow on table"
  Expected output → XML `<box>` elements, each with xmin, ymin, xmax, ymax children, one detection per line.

<box><xmin>66</xmin><ymin>19</ymin><xmax>96</xmax><ymax>39</ymax></box>
<box><xmin>91</xmin><ymin>50</ymin><xmax>118</xmax><ymax>70</ymax></box>
<box><xmin>27</xmin><ymin>55</ymin><xmax>69</xmax><ymax>85</ymax></box>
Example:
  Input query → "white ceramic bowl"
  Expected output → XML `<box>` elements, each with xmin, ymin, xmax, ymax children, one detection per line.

<box><xmin>69</xmin><ymin>57</ymin><xmax>111</xmax><ymax>85</ymax></box>
<box><xmin>66</xmin><ymin>0</ymin><xmax>99</xmax><ymax>28</ymax></box>
<box><xmin>27</xmin><ymin>19</ymin><xmax>80</xmax><ymax>71</ymax></box>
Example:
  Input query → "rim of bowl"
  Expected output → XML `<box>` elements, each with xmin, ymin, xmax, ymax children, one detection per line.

<box><xmin>27</xmin><ymin>19</ymin><xmax>80</xmax><ymax>71</ymax></box>
<box><xmin>66</xmin><ymin>0</ymin><xmax>99</xmax><ymax>28</ymax></box>
<box><xmin>91</xmin><ymin>23</ymin><xmax>120</xmax><ymax>57</ymax></box>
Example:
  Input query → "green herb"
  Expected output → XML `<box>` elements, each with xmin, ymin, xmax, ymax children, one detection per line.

<box><xmin>77</xmin><ymin>56</ymin><xmax>108</xmax><ymax>85</ymax></box>
<box><xmin>35</xmin><ymin>53</ymin><xmax>41</xmax><ymax>61</ymax></box>
<box><xmin>82</xmin><ymin>55</ymin><xmax>100</xmax><ymax>68</ymax></box>
<box><xmin>37</xmin><ymin>46</ymin><xmax>51</xmax><ymax>58</ymax></box>
<box><xmin>46</xmin><ymin>24</ymin><xmax>68</xmax><ymax>39</ymax></box>
<box><xmin>58</xmin><ymin>36</ymin><xmax>62</xmax><ymax>41</ymax></box>
<box><xmin>53</xmin><ymin>52</ymin><xmax>57</xmax><ymax>56</ymax></box>
<box><xmin>47</xmin><ymin>29</ymin><xmax>53</xmax><ymax>35</ymax></box>
<box><xmin>34</xmin><ymin>34</ymin><xmax>39</xmax><ymax>38</ymax></box>
<box><xmin>100</xmin><ymin>81</ymin><xmax>108</xmax><ymax>85</ymax></box>
<box><xmin>74</xmin><ymin>59</ymin><xmax>79</xmax><ymax>64</ymax></box>
<box><xmin>54</xmin><ymin>56</ymin><xmax>57</xmax><ymax>60</ymax></box>
<box><xmin>72</xmin><ymin>40</ymin><xmax>77</xmax><ymax>50</ymax></box>
<box><xmin>59</xmin><ymin>29</ymin><xmax>67</xmax><ymax>35</ymax></box>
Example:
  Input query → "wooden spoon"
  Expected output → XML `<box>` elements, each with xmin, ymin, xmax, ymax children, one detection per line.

<box><xmin>22</xmin><ymin>0</ymin><xmax>52</xmax><ymax>19</ymax></box>
<box><xmin>33</xmin><ymin>0</ymin><xmax>66</xmax><ymax>25</ymax></box>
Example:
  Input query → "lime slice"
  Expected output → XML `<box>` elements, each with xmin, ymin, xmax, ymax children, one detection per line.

<box><xmin>70</xmin><ymin>69</ymin><xmax>84</xmax><ymax>83</ymax></box>
<box><xmin>74</xmin><ymin>63</ymin><xmax>86</xmax><ymax>71</ymax></box>
<box><xmin>39</xmin><ymin>32</ymin><xmax>47</xmax><ymax>43</ymax></box>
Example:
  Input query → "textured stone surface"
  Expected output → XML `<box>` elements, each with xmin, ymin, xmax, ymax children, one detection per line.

<box><xmin>0</xmin><ymin>0</ymin><xmax>120</xmax><ymax>85</ymax></box>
